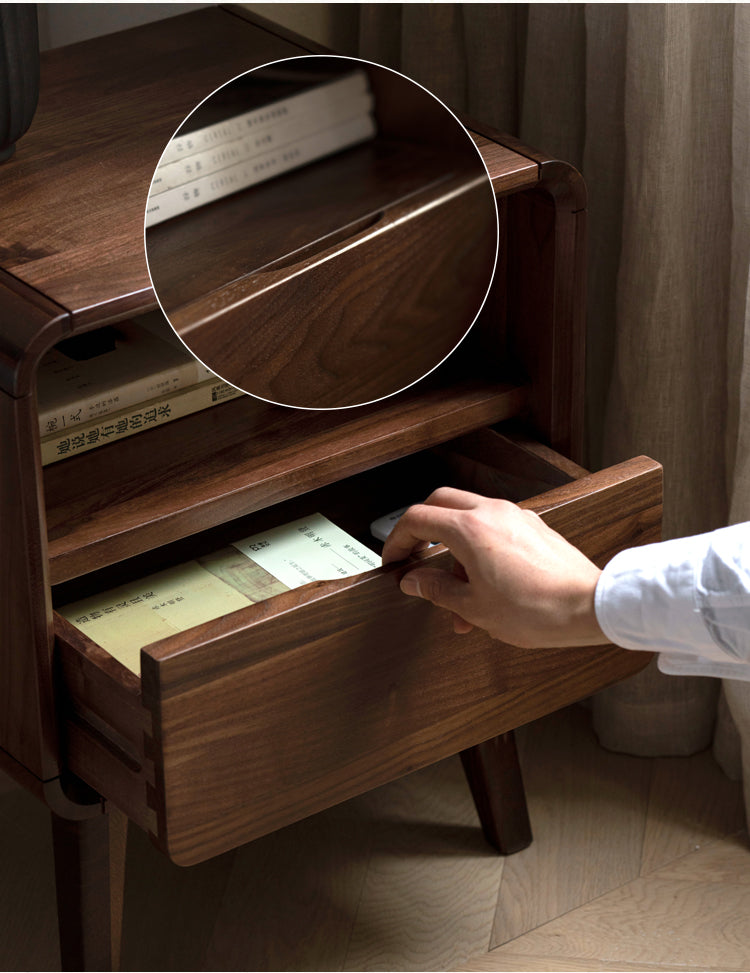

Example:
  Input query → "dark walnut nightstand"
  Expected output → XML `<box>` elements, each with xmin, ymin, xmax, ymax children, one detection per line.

<box><xmin>0</xmin><ymin>6</ymin><xmax>661</xmax><ymax>969</ymax></box>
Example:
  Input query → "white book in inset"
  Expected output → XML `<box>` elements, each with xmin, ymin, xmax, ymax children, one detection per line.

<box><xmin>37</xmin><ymin>315</ymin><xmax>212</xmax><ymax>436</ymax></box>
<box><xmin>150</xmin><ymin>90</ymin><xmax>375</xmax><ymax>196</ymax></box>
<box><xmin>145</xmin><ymin>113</ymin><xmax>376</xmax><ymax>227</ymax></box>
<box><xmin>158</xmin><ymin>69</ymin><xmax>370</xmax><ymax>168</ymax></box>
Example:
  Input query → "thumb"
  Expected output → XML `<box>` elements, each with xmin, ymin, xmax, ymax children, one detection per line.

<box><xmin>400</xmin><ymin>567</ymin><xmax>469</xmax><ymax>612</ymax></box>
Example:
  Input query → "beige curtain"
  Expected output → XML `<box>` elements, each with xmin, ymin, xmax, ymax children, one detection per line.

<box><xmin>360</xmin><ymin>4</ymin><xmax>750</xmax><ymax>811</ymax></box>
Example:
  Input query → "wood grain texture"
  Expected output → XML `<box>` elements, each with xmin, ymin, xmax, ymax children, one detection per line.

<box><xmin>120</xmin><ymin>455</ymin><xmax>661</xmax><ymax>865</ymax></box>
<box><xmin>0</xmin><ymin>386</ymin><xmax>58</xmax><ymax>778</ymax></box>
<box><xmin>146</xmin><ymin>139</ymin><xmax>482</xmax><ymax>312</ymax></box>
<box><xmin>0</xmin><ymin>271</ymin><xmax>70</xmax><ymax>397</ymax></box>
<box><xmin>652</xmin><ymin>831</ymin><xmax>750</xmax><ymax>883</ymax></box>
<box><xmin>204</xmin><ymin>793</ymin><xmax>374</xmax><ymax>972</ymax></box>
<box><xmin>0</xmin><ymin>5</ymin><xmax>665</xmax><ymax>964</ymax></box>
<box><xmin>0</xmin><ymin>9</ymin><xmax>311</xmax><ymax>328</ymax></box>
<box><xmin>0</xmin><ymin>747</ymin><xmax>46</xmax><ymax>802</ymax></box>
<box><xmin>490</xmin><ymin>707</ymin><xmax>652</xmax><ymax>948</ymax></box>
<box><xmin>519</xmin><ymin>160</ymin><xmax>610</xmax><ymax>461</ymax></box>
<box><xmin>52</xmin><ymin>423</ymin><xmax>575</xmax><ymax>843</ymax></box>
<box><xmin>460</xmin><ymin>954</ymin><xmax>726</xmax><ymax>971</ymax></box>
<box><xmin>487</xmin><ymin>705</ymin><xmax>745</xmax><ymax>960</ymax></box>
<box><xmin>0</xmin><ymin>6</ymin><xmax>537</xmax><ymax>345</ymax></box>
<box><xmin>460</xmin><ymin>733</ymin><xmax>533</xmax><ymax>855</ymax></box>
<box><xmin>119</xmin><ymin>825</ymin><xmax>237</xmax><ymax>973</ymax></box>
<box><xmin>4</xmin><ymin>703</ymin><xmax>742</xmax><ymax>972</ymax></box>
<box><xmin>432</xmin><ymin>425</ymin><xmax>585</xmax><ymax>503</ymax></box>
<box><xmin>108</xmin><ymin>805</ymin><xmax>127</xmax><ymax>972</ymax></box>
<box><xmin>142</xmin><ymin>58</ymin><xmax>502</xmax><ymax>410</ymax></box>
<box><xmin>54</xmin><ymin>618</ymin><xmax>155</xmax><ymax>835</ymax></box>
<box><xmin>472</xmin><ymin>134</ymin><xmax>539</xmax><ymax>194</ymax></box>
<box><xmin>520</xmin><ymin>455</ymin><xmax>662</xmax><ymax>567</ymax></box>
<box><xmin>45</xmin><ymin>380</ymin><xmax>528</xmax><ymax>584</ymax></box>
<box><xmin>340</xmin><ymin>757</ymin><xmax>503</xmax><ymax>973</ymax></box>
<box><xmin>160</xmin><ymin>174</ymin><xmax>497</xmax><ymax>408</ymax></box>
<box><xmin>51</xmin><ymin>811</ymin><xmax>112</xmax><ymax>971</ymax></box>
<box><xmin>486</xmin><ymin>842</ymin><xmax>750</xmax><ymax>971</ymax></box>
<box><xmin>640</xmin><ymin>749</ymin><xmax>746</xmax><ymax>875</ymax></box>
<box><xmin>507</xmin><ymin>173</ymin><xmax>587</xmax><ymax>461</ymax></box>
<box><xmin>0</xmin><ymin>1</ymin><xmax>656</xmax><ymax>962</ymax></box>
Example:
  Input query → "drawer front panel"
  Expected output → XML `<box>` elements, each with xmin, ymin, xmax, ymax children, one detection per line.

<box><xmin>165</xmin><ymin>175</ymin><xmax>498</xmax><ymax>409</ymax></box>
<box><xmin>140</xmin><ymin>454</ymin><xmax>661</xmax><ymax>865</ymax></box>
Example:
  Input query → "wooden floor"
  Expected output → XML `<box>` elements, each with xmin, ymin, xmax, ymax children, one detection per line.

<box><xmin>0</xmin><ymin>703</ymin><xmax>746</xmax><ymax>972</ymax></box>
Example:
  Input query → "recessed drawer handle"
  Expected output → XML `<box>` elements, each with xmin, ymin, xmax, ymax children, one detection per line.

<box><xmin>257</xmin><ymin>210</ymin><xmax>386</xmax><ymax>274</ymax></box>
<box><xmin>173</xmin><ymin>171</ymin><xmax>479</xmax><ymax>332</ymax></box>
<box><xmin>249</xmin><ymin>171</ymin><xmax>474</xmax><ymax>284</ymax></box>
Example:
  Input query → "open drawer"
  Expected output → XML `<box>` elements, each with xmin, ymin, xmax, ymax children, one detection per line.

<box><xmin>54</xmin><ymin>426</ymin><xmax>661</xmax><ymax>866</ymax></box>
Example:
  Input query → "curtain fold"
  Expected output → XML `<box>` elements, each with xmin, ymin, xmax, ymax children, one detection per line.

<box><xmin>359</xmin><ymin>3</ymin><xmax>750</xmax><ymax>801</ymax></box>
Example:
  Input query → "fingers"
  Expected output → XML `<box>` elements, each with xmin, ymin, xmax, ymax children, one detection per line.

<box><xmin>399</xmin><ymin>565</ymin><xmax>476</xmax><ymax>635</ymax></box>
<box><xmin>399</xmin><ymin>565</ymin><xmax>468</xmax><ymax>611</ymax></box>
<box><xmin>421</xmin><ymin>486</ymin><xmax>482</xmax><ymax>510</ymax></box>
<box><xmin>381</xmin><ymin>487</ymin><xmax>480</xmax><ymax>565</ymax></box>
<box><xmin>382</xmin><ymin>506</ymin><xmax>453</xmax><ymax>565</ymax></box>
<box><xmin>452</xmin><ymin>613</ymin><xmax>475</xmax><ymax>635</ymax></box>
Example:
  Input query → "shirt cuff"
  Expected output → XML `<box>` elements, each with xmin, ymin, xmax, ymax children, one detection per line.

<box><xmin>594</xmin><ymin>534</ymin><xmax>731</xmax><ymax>664</ymax></box>
<box><xmin>656</xmin><ymin>653</ymin><xmax>750</xmax><ymax>682</ymax></box>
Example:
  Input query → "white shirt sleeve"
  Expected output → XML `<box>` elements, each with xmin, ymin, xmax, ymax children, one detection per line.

<box><xmin>594</xmin><ymin>523</ymin><xmax>750</xmax><ymax>681</ymax></box>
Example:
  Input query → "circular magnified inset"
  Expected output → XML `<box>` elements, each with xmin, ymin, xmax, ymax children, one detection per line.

<box><xmin>145</xmin><ymin>56</ymin><xmax>497</xmax><ymax>410</ymax></box>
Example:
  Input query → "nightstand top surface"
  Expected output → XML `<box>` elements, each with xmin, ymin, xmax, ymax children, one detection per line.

<box><xmin>0</xmin><ymin>8</ymin><xmax>307</xmax><ymax>329</ymax></box>
<box><xmin>0</xmin><ymin>6</ymin><xmax>539</xmax><ymax>338</ymax></box>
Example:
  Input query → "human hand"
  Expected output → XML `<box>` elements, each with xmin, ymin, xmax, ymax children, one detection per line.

<box><xmin>381</xmin><ymin>487</ymin><xmax>606</xmax><ymax>648</ymax></box>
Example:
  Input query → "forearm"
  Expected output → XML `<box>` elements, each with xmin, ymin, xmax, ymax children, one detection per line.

<box><xmin>594</xmin><ymin>524</ymin><xmax>750</xmax><ymax>681</ymax></box>
<box><xmin>383</xmin><ymin>489</ymin><xmax>750</xmax><ymax>680</ymax></box>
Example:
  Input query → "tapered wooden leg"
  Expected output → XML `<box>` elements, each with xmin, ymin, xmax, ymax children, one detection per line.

<box><xmin>460</xmin><ymin>730</ymin><xmax>533</xmax><ymax>854</ymax></box>
<box><xmin>109</xmin><ymin>806</ymin><xmax>128</xmax><ymax>971</ymax></box>
<box><xmin>51</xmin><ymin>809</ymin><xmax>112</xmax><ymax>971</ymax></box>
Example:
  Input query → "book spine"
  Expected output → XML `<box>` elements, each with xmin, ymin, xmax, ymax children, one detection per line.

<box><xmin>37</xmin><ymin>357</ymin><xmax>212</xmax><ymax>436</ymax></box>
<box><xmin>150</xmin><ymin>91</ymin><xmax>375</xmax><ymax>196</ymax></box>
<box><xmin>158</xmin><ymin>70</ymin><xmax>369</xmax><ymax>167</ymax></box>
<box><xmin>146</xmin><ymin>113</ymin><xmax>376</xmax><ymax>228</ymax></box>
<box><xmin>41</xmin><ymin>381</ymin><xmax>243</xmax><ymax>466</ymax></box>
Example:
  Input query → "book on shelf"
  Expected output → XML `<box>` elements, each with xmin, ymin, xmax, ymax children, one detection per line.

<box><xmin>41</xmin><ymin>377</ymin><xmax>243</xmax><ymax>466</ymax></box>
<box><xmin>37</xmin><ymin>312</ymin><xmax>213</xmax><ymax>436</ymax></box>
<box><xmin>146</xmin><ymin>113</ymin><xmax>376</xmax><ymax>227</ymax></box>
<box><xmin>146</xmin><ymin>69</ymin><xmax>376</xmax><ymax>227</ymax></box>
<box><xmin>157</xmin><ymin>68</ymin><xmax>370</xmax><ymax>167</ymax></box>
<box><xmin>151</xmin><ymin>87</ymin><xmax>374</xmax><ymax>194</ymax></box>
<box><xmin>59</xmin><ymin>513</ymin><xmax>382</xmax><ymax>674</ymax></box>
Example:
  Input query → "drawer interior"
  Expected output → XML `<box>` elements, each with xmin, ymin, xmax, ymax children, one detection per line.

<box><xmin>53</xmin><ymin>428</ymin><xmax>660</xmax><ymax>864</ymax></box>
<box><xmin>52</xmin><ymin>424</ymin><xmax>577</xmax><ymax>651</ymax></box>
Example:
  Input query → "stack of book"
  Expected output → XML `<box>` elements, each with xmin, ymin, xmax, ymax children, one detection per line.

<box><xmin>38</xmin><ymin>311</ymin><xmax>243</xmax><ymax>465</ymax></box>
<box><xmin>145</xmin><ymin>67</ymin><xmax>377</xmax><ymax>227</ymax></box>
<box><xmin>60</xmin><ymin>512</ymin><xmax>381</xmax><ymax>674</ymax></box>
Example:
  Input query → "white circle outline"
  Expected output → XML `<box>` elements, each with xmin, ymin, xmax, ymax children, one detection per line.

<box><xmin>143</xmin><ymin>53</ymin><xmax>500</xmax><ymax>412</ymax></box>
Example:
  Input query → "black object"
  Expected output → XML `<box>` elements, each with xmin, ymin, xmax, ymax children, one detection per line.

<box><xmin>0</xmin><ymin>4</ymin><xmax>39</xmax><ymax>162</ymax></box>
<box><xmin>57</xmin><ymin>326</ymin><xmax>120</xmax><ymax>361</ymax></box>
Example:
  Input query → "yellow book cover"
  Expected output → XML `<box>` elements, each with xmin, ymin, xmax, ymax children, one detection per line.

<box><xmin>60</xmin><ymin>514</ymin><xmax>380</xmax><ymax>674</ymax></box>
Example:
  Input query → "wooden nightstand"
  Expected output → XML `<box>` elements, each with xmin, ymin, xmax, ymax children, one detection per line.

<box><xmin>0</xmin><ymin>7</ymin><xmax>661</xmax><ymax>969</ymax></box>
